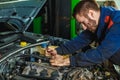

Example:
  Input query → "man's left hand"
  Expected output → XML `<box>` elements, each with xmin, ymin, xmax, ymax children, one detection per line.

<box><xmin>50</xmin><ymin>54</ymin><xmax>70</xmax><ymax>66</ymax></box>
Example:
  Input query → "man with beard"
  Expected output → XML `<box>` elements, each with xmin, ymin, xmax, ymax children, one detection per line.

<box><xmin>45</xmin><ymin>0</ymin><xmax>120</xmax><ymax>67</ymax></box>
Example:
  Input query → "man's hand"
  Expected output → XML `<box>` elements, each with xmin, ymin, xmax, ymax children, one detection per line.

<box><xmin>45</xmin><ymin>46</ymin><xmax>70</xmax><ymax>66</ymax></box>
<box><xmin>45</xmin><ymin>47</ymin><xmax>57</xmax><ymax>57</ymax></box>
<box><xmin>50</xmin><ymin>54</ymin><xmax>70</xmax><ymax>66</ymax></box>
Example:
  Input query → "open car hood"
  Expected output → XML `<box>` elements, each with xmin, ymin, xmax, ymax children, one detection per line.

<box><xmin>0</xmin><ymin>0</ymin><xmax>46</xmax><ymax>32</ymax></box>
<box><xmin>0</xmin><ymin>0</ymin><xmax>47</xmax><ymax>60</ymax></box>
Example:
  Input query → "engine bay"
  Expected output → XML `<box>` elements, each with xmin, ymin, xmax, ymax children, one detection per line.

<box><xmin>0</xmin><ymin>33</ymin><xmax>119</xmax><ymax>80</ymax></box>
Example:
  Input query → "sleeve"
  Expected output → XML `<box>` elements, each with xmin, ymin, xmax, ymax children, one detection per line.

<box><xmin>56</xmin><ymin>30</ymin><xmax>95</xmax><ymax>55</ymax></box>
<box><xmin>70</xmin><ymin>24</ymin><xmax>120</xmax><ymax>67</ymax></box>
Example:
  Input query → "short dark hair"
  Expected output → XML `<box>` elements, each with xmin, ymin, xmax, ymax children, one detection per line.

<box><xmin>73</xmin><ymin>0</ymin><xmax>99</xmax><ymax>18</ymax></box>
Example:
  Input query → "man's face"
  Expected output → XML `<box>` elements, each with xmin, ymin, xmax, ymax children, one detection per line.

<box><xmin>76</xmin><ymin>13</ymin><xmax>98</xmax><ymax>33</ymax></box>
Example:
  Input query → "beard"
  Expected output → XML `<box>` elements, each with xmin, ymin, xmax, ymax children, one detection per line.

<box><xmin>84</xmin><ymin>14</ymin><xmax>98</xmax><ymax>32</ymax></box>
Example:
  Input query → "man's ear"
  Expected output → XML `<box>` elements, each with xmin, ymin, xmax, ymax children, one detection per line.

<box><xmin>88</xmin><ymin>9</ymin><xmax>95</xmax><ymax>20</ymax></box>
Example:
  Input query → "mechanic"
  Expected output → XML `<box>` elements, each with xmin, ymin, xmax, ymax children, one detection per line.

<box><xmin>45</xmin><ymin>0</ymin><xmax>120</xmax><ymax>67</ymax></box>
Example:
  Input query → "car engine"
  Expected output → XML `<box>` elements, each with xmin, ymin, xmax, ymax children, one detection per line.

<box><xmin>0</xmin><ymin>33</ymin><xmax>119</xmax><ymax>80</ymax></box>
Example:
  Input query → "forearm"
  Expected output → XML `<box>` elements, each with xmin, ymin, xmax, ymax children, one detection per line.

<box><xmin>69</xmin><ymin>49</ymin><xmax>103</xmax><ymax>67</ymax></box>
<box><xmin>69</xmin><ymin>42</ymin><xmax>120</xmax><ymax>67</ymax></box>
<box><xmin>56</xmin><ymin>30</ymin><xmax>95</xmax><ymax>55</ymax></box>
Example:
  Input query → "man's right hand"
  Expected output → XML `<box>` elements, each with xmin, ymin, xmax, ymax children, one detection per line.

<box><xmin>45</xmin><ymin>47</ymin><xmax>70</xmax><ymax>66</ymax></box>
<box><xmin>45</xmin><ymin>46</ymin><xmax>70</xmax><ymax>67</ymax></box>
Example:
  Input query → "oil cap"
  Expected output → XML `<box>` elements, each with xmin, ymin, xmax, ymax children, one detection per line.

<box><xmin>20</xmin><ymin>41</ymin><xmax>27</xmax><ymax>47</ymax></box>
